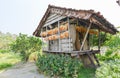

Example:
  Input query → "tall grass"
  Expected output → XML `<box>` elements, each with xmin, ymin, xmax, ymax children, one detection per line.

<box><xmin>0</xmin><ymin>51</ymin><xmax>21</xmax><ymax>70</ymax></box>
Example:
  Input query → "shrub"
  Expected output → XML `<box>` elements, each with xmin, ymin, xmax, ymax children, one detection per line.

<box><xmin>105</xmin><ymin>33</ymin><xmax>120</xmax><ymax>48</ymax></box>
<box><xmin>10</xmin><ymin>33</ymin><xmax>42</xmax><ymax>61</ymax></box>
<box><xmin>96</xmin><ymin>59</ymin><xmax>120</xmax><ymax>78</ymax></box>
<box><xmin>96</xmin><ymin>33</ymin><xmax>120</xmax><ymax>78</ymax></box>
<box><xmin>90</xmin><ymin>32</ymin><xmax>111</xmax><ymax>46</ymax></box>
<box><xmin>97</xmin><ymin>32</ymin><xmax>120</xmax><ymax>61</ymax></box>
<box><xmin>36</xmin><ymin>53</ymin><xmax>82</xmax><ymax>78</ymax></box>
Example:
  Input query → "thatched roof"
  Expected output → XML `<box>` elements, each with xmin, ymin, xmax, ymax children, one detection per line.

<box><xmin>33</xmin><ymin>5</ymin><xmax>118</xmax><ymax>36</ymax></box>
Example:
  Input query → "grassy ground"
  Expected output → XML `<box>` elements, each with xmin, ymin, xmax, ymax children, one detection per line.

<box><xmin>0</xmin><ymin>51</ymin><xmax>21</xmax><ymax>71</ymax></box>
<box><xmin>78</xmin><ymin>67</ymin><xmax>96</xmax><ymax>78</ymax></box>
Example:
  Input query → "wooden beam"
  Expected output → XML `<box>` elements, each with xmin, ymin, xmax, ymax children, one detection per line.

<box><xmin>44</xmin><ymin>16</ymin><xmax>66</xmax><ymax>27</ymax></box>
<box><xmin>58</xmin><ymin>20</ymin><xmax>61</xmax><ymax>51</ymax></box>
<box><xmin>86</xmin><ymin>52</ymin><xmax>96</xmax><ymax>68</ymax></box>
<box><xmin>45</xmin><ymin>14</ymin><xmax>61</xmax><ymax>24</ymax></box>
<box><xmin>47</xmin><ymin>14</ymin><xmax>58</xmax><ymax>21</ymax></box>
<box><xmin>93</xmin><ymin>53</ymin><xmax>100</xmax><ymax>66</ymax></box>
<box><xmin>43</xmin><ymin>50</ymin><xmax>100</xmax><ymax>54</ymax></box>
<box><xmin>98</xmin><ymin>29</ymin><xmax>101</xmax><ymax>50</ymax></box>
<box><xmin>68</xmin><ymin>17</ymin><xmax>71</xmax><ymax>52</ymax></box>
<box><xmin>80</xmin><ymin>22</ymin><xmax>92</xmax><ymax>51</ymax></box>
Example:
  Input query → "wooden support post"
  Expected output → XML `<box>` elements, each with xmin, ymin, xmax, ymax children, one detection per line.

<box><xmin>78</xmin><ymin>21</ymin><xmax>99</xmax><ymax>68</ymax></box>
<box><xmin>68</xmin><ymin>17</ymin><xmax>71</xmax><ymax>52</ymax></box>
<box><xmin>41</xmin><ymin>28</ymin><xmax>43</xmax><ymax>50</ymax></box>
<box><xmin>58</xmin><ymin>21</ymin><xmax>61</xmax><ymax>51</ymax></box>
<box><xmin>93</xmin><ymin>53</ymin><xmax>100</xmax><ymax>66</ymax></box>
<box><xmin>86</xmin><ymin>52</ymin><xmax>96</xmax><ymax>68</ymax></box>
<box><xmin>98</xmin><ymin>29</ymin><xmax>101</xmax><ymax>50</ymax></box>
<box><xmin>88</xmin><ymin>34</ymin><xmax>90</xmax><ymax>50</ymax></box>
<box><xmin>46</xmin><ymin>26</ymin><xmax>48</xmax><ymax>51</ymax></box>
<box><xmin>80</xmin><ymin>22</ymin><xmax>92</xmax><ymax>51</ymax></box>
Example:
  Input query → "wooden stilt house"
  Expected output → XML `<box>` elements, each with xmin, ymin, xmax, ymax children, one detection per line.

<box><xmin>33</xmin><ymin>5</ymin><xmax>118</xmax><ymax>67</ymax></box>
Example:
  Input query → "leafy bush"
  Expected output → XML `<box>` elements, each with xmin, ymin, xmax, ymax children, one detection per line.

<box><xmin>10</xmin><ymin>33</ymin><xmax>42</xmax><ymax>61</ymax></box>
<box><xmin>105</xmin><ymin>33</ymin><xmax>120</xmax><ymax>48</ymax></box>
<box><xmin>36</xmin><ymin>53</ymin><xmax>96</xmax><ymax>78</ymax></box>
<box><xmin>36</xmin><ymin>53</ymin><xmax>83</xmax><ymax>78</ymax></box>
<box><xmin>97</xmin><ymin>33</ymin><xmax>120</xmax><ymax>61</ymax></box>
<box><xmin>96</xmin><ymin>59</ymin><xmax>120</xmax><ymax>78</ymax></box>
<box><xmin>96</xmin><ymin>33</ymin><xmax>120</xmax><ymax>78</ymax></box>
<box><xmin>90</xmin><ymin>32</ymin><xmax>111</xmax><ymax>46</ymax></box>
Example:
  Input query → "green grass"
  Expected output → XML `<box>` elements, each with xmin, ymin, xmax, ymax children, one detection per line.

<box><xmin>0</xmin><ymin>51</ymin><xmax>21</xmax><ymax>71</ymax></box>
<box><xmin>78</xmin><ymin>67</ymin><xmax>96</xmax><ymax>78</ymax></box>
<box><xmin>0</xmin><ymin>63</ymin><xmax>12</xmax><ymax>70</ymax></box>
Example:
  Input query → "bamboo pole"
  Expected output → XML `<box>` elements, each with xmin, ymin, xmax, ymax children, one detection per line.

<box><xmin>80</xmin><ymin>22</ymin><xmax>92</xmax><ymax>51</ymax></box>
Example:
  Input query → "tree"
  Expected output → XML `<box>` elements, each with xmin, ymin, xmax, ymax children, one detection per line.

<box><xmin>10</xmin><ymin>33</ymin><xmax>42</xmax><ymax>61</ymax></box>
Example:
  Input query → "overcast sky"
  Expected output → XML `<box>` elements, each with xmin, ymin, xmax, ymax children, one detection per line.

<box><xmin>0</xmin><ymin>0</ymin><xmax>120</xmax><ymax>35</ymax></box>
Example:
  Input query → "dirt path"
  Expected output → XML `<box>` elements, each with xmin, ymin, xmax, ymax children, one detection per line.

<box><xmin>0</xmin><ymin>62</ymin><xmax>47</xmax><ymax>78</ymax></box>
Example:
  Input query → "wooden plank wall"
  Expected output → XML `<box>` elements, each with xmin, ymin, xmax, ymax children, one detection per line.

<box><xmin>42</xmin><ymin>13</ymin><xmax>75</xmax><ymax>52</ymax></box>
<box><xmin>43</xmin><ymin>13</ymin><xmax>66</xmax><ymax>27</ymax></box>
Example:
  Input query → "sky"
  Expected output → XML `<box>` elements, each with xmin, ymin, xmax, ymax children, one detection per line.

<box><xmin>0</xmin><ymin>0</ymin><xmax>120</xmax><ymax>35</ymax></box>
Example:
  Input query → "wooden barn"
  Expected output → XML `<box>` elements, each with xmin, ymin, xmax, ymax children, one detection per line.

<box><xmin>33</xmin><ymin>5</ymin><xmax>118</xmax><ymax>67</ymax></box>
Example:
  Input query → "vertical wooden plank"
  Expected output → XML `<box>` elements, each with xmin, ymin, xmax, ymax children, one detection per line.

<box><xmin>93</xmin><ymin>53</ymin><xmax>100</xmax><ymax>66</ymax></box>
<box><xmin>98</xmin><ymin>29</ymin><xmax>101</xmax><ymax>50</ymax></box>
<box><xmin>41</xmin><ymin>28</ymin><xmax>44</xmax><ymax>50</ymax></box>
<box><xmin>86</xmin><ymin>52</ymin><xmax>96</xmax><ymax>68</ymax></box>
<box><xmin>58</xmin><ymin>20</ymin><xmax>61</xmax><ymax>51</ymax></box>
<box><xmin>88</xmin><ymin>34</ymin><xmax>90</xmax><ymax>50</ymax></box>
<box><xmin>67</xmin><ymin>17</ymin><xmax>71</xmax><ymax>52</ymax></box>
<box><xmin>46</xmin><ymin>26</ymin><xmax>48</xmax><ymax>51</ymax></box>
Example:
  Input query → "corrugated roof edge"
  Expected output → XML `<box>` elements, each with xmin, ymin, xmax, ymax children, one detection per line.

<box><xmin>33</xmin><ymin>5</ymin><xmax>118</xmax><ymax>36</ymax></box>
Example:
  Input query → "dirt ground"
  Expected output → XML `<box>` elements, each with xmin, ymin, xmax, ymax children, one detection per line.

<box><xmin>0</xmin><ymin>62</ymin><xmax>47</xmax><ymax>78</ymax></box>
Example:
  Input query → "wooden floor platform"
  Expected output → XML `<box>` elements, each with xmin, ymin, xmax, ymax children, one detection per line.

<box><xmin>43</xmin><ymin>50</ymin><xmax>100</xmax><ymax>54</ymax></box>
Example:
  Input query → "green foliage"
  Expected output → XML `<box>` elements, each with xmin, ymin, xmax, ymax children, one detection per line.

<box><xmin>10</xmin><ymin>33</ymin><xmax>42</xmax><ymax>61</ymax></box>
<box><xmin>0</xmin><ymin>52</ymin><xmax>21</xmax><ymax>70</ymax></box>
<box><xmin>0</xmin><ymin>49</ymin><xmax>9</xmax><ymax>53</ymax></box>
<box><xmin>36</xmin><ymin>53</ymin><xmax>95</xmax><ymax>78</ymax></box>
<box><xmin>96</xmin><ymin>59</ymin><xmax>120</xmax><ymax>78</ymax></box>
<box><xmin>0</xmin><ymin>63</ymin><xmax>12</xmax><ymax>70</ymax></box>
<box><xmin>96</xmin><ymin>32</ymin><xmax>120</xmax><ymax>78</ymax></box>
<box><xmin>97</xmin><ymin>32</ymin><xmax>120</xmax><ymax>61</ymax></box>
<box><xmin>78</xmin><ymin>67</ymin><xmax>96</xmax><ymax>78</ymax></box>
<box><xmin>0</xmin><ymin>32</ymin><xmax>17</xmax><ymax>50</ymax></box>
<box><xmin>90</xmin><ymin>32</ymin><xmax>111</xmax><ymax>46</ymax></box>
<box><xmin>105</xmin><ymin>32</ymin><xmax>120</xmax><ymax>48</ymax></box>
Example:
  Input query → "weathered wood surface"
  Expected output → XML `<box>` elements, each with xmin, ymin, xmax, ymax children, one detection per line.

<box><xmin>61</xmin><ymin>43</ymin><xmax>73</xmax><ymax>48</ymax></box>
<box><xmin>43</xmin><ymin>50</ymin><xmax>100</xmax><ymax>54</ymax></box>
<box><xmin>69</xmin><ymin>24</ymin><xmax>76</xmax><ymax>50</ymax></box>
<box><xmin>80</xmin><ymin>22</ymin><xmax>92</xmax><ymax>51</ymax></box>
<box><xmin>60</xmin><ymin>38</ymin><xmax>72</xmax><ymax>43</ymax></box>
<box><xmin>43</xmin><ymin>14</ymin><xmax>66</xmax><ymax>27</ymax></box>
<box><xmin>75</xmin><ymin>31</ymin><xmax>81</xmax><ymax>50</ymax></box>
